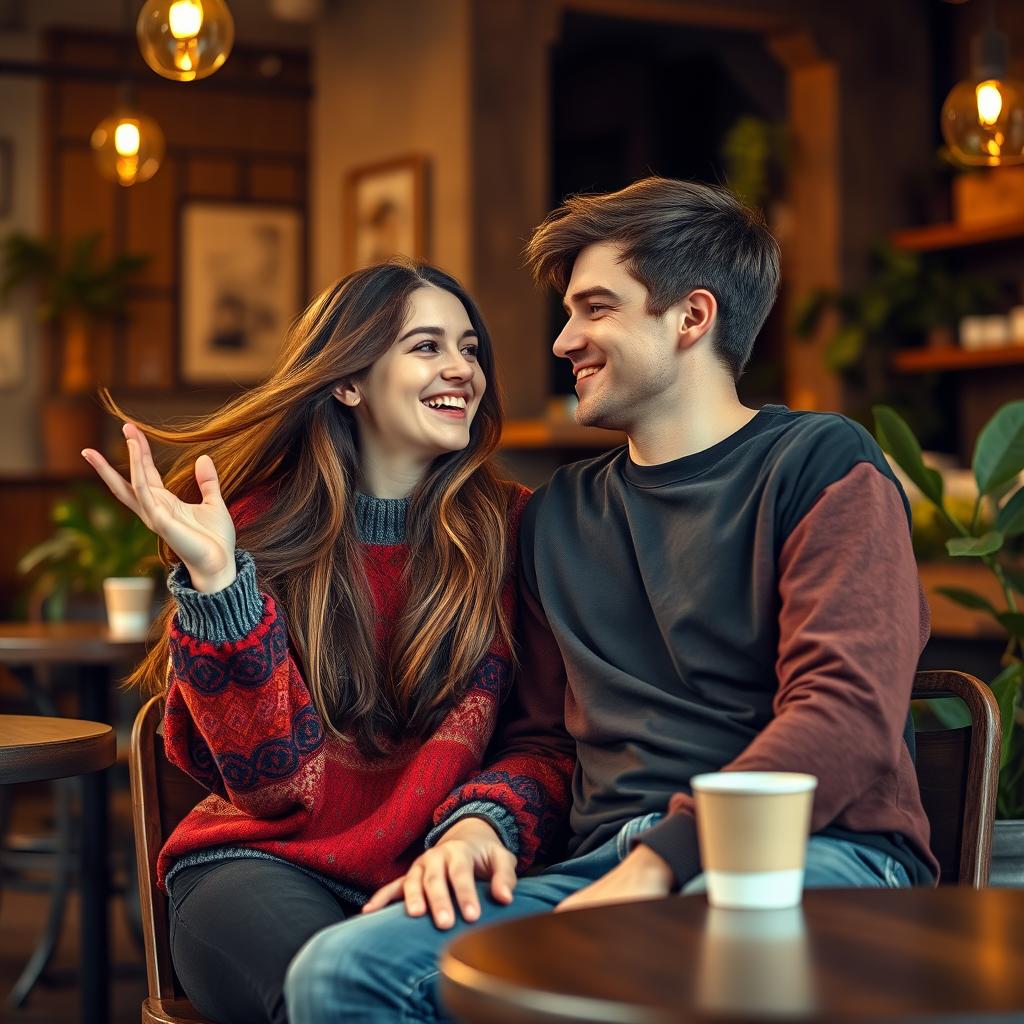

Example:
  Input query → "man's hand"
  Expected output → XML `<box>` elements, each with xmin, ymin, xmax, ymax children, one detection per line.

<box><xmin>555</xmin><ymin>844</ymin><xmax>675</xmax><ymax>913</ymax></box>
<box><xmin>361</xmin><ymin>817</ymin><xmax>517</xmax><ymax>930</ymax></box>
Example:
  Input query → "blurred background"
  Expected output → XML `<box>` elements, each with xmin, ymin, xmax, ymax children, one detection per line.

<box><xmin>1</xmin><ymin>0</ymin><xmax>1024</xmax><ymax>1020</ymax></box>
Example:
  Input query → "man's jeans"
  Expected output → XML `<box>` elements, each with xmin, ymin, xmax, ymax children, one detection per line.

<box><xmin>284</xmin><ymin>814</ymin><xmax>911</xmax><ymax>1024</ymax></box>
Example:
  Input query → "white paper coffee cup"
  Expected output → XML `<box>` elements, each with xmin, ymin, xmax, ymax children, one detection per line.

<box><xmin>102</xmin><ymin>577</ymin><xmax>155</xmax><ymax>639</ymax></box>
<box><xmin>692</xmin><ymin>771</ymin><xmax>818</xmax><ymax>910</ymax></box>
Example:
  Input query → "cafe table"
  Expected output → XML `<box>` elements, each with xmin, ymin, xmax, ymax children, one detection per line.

<box><xmin>440</xmin><ymin>887</ymin><xmax>1024</xmax><ymax>1023</ymax></box>
<box><xmin>0</xmin><ymin>714</ymin><xmax>116</xmax><ymax>1024</ymax></box>
<box><xmin>0</xmin><ymin>622</ymin><xmax>147</xmax><ymax>1024</ymax></box>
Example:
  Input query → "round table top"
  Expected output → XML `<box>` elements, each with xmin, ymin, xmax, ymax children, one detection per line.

<box><xmin>0</xmin><ymin>715</ymin><xmax>116</xmax><ymax>784</ymax></box>
<box><xmin>0</xmin><ymin>621</ymin><xmax>148</xmax><ymax>665</ymax></box>
<box><xmin>440</xmin><ymin>887</ymin><xmax>1024</xmax><ymax>1023</ymax></box>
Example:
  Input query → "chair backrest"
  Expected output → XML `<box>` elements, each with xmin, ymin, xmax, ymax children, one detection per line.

<box><xmin>130</xmin><ymin>694</ymin><xmax>209</xmax><ymax>1002</ymax></box>
<box><xmin>912</xmin><ymin>669</ymin><xmax>1000</xmax><ymax>887</ymax></box>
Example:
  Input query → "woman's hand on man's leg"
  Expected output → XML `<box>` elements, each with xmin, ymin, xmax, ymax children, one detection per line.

<box><xmin>361</xmin><ymin>817</ymin><xmax>517</xmax><ymax>929</ymax></box>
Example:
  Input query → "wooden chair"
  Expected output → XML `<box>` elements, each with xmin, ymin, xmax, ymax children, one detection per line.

<box><xmin>130</xmin><ymin>695</ymin><xmax>211</xmax><ymax>1024</ymax></box>
<box><xmin>128</xmin><ymin>669</ymin><xmax>1001</xmax><ymax>1022</ymax></box>
<box><xmin>912</xmin><ymin>669</ymin><xmax>1000</xmax><ymax>886</ymax></box>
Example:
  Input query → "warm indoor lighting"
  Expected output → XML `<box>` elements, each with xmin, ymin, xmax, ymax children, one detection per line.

<box><xmin>136</xmin><ymin>0</ymin><xmax>234</xmax><ymax>82</ymax></box>
<box><xmin>91</xmin><ymin>108</ymin><xmax>165</xmax><ymax>187</ymax></box>
<box><xmin>942</xmin><ymin>28</ymin><xmax>1024</xmax><ymax>166</ymax></box>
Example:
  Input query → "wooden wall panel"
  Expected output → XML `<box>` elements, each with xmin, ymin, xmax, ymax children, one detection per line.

<box><xmin>186</xmin><ymin>157</ymin><xmax>239</xmax><ymax>197</ymax></box>
<box><xmin>126</xmin><ymin>156</ymin><xmax>178</xmax><ymax>289</ymax></box>
<box><xmin>249</xmin><ymin>162</ymin><xmax>303</xmax><ymax>203</ymax></box>
<box><xmin>57</xmin><ymin>145</ymin><xmax>116</xmax><ymax>259</ymax></box>
<box><xmin>45</xmin><ymin>30</ymin><xmax>310</xmax><ymax>400</ymax></box>
<box><xmin>123</xmin><ymin>296</ymin><xmax>176</xmax><ymax>391</ymax></box>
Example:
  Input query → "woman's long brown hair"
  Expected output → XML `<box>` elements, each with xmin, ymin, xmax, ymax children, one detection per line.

<box><xmin>108</xmin><ymin>260</ymin><xmax>517</xmax><ymax>754</ymax></box>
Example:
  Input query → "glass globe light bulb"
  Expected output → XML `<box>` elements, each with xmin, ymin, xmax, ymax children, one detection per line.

<box><xmin>137</xmin><ymin>0</ymin><xmax>234</xmax><ymax>82</ymax></box>
<box><xmin>91</xmin><ymin>110</ymin><xmax>165</xmax><ymax>187</ymax></box>
<box><xmin>941</xmin><ymin>28</ymin><xmax>1024</xmax><ymax>166</ymax></box>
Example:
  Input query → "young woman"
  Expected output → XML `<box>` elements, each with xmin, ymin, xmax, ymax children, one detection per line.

<box><xmin>82</xmin><ymin>261</ymin><xmax>572</xmax><ymax>1024</ymax></box>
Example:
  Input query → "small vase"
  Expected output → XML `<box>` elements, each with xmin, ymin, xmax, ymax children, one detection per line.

<box><xmin>102</xmin><ymin>577</ymin><xmax>155</xmax><ymax>640</ymax></box>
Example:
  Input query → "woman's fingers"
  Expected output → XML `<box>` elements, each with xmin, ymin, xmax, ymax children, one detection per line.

<box><xmin>446</xmin><ymin>855</ymin><xmax>481</xmax><ymax>922</ymax></box>
<box><xmin>489</xmin><ymin>855</ymin><xmax>518</xmax><ymax>905</ymax></box>
<box><xmin>128</xmin><ymin>422</ymin><xmax>167</xmax><ymax>492</ymax></box>
<box><xmin>421</xmin><ymin>862</ymin><xmax>458</xmax><ymax>929</ymax></box>
<box><xmin>361</xmin><ymin>877</ymin><xmax>406</xmax><ymax>914</ymax></box>
<box><xmin>125</xmin><ymin>436</ymin><xmax>163</xmax><ymax>532</ymax></box>
<box><xmin>402</xmin><ymin>864</ymin><xmax>427</xmax><ymax>918</ymax></box>
<box><xmin>194</xmin><ymin>453</ymin><xmax>224</xmax><ymax>507</ymax></box>
<box><xmin>81</xmin><ymin>449</ymin><xmax>142</xmax><ymax>518</ymax></box>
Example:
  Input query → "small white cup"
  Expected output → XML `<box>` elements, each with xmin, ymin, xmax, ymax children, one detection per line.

<box><xmin>692</xmin><ymin>771</ymin><xmax>818</xmax><ymax>910</ymax></box>
<box><xmin>102</xmin><ymin>577</ymin><xmax>155</xmax><ymax>640</ymax></box>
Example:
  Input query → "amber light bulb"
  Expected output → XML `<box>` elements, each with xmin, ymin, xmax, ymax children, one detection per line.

<box><xmin>942</xmin><ymin>28</ymin><xmax>1024</xmax><ymax>166</ymax></box>
<box><xmin>137</xmin><ymin>0</ymin><xmax>235</xmax><ymax>82</ymax></box>
<box><xmin>91</xmin><ymin>107</ymin><xmax>165</xmax><ymax>187</ymax></box>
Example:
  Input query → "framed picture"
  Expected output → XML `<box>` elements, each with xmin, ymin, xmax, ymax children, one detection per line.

<box><xmin>180</xmin><ymin>201</ymin><xmax>303</xmax><ymax>385</ymax></box>
<box><xmin>343</xmin><ymin>155</ymin><xmax>428</xmax><ymax>271</ymax></box>
<box><xmin>0</xmin><ymin>139</ymin><xmax>12</xmax><ymax>218</ymax></box>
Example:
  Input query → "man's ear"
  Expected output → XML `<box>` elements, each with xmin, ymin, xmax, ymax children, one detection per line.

<box><xmin>676</xmin><ymin>289</ymin><xmax>717</xmax><ymax>352</ymax></box>
<box><xmin>332</xmin><ymin>381</ymin><xmax>361</xmax><ymax>407</ymax></box>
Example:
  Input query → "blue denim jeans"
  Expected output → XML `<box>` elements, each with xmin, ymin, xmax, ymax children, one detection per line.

<box><xmin>284</xmin><ymin>814</ymin><xmax>911</xmax><ymax>1024</ymax></box>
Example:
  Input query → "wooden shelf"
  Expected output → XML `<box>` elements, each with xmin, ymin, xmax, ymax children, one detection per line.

<box><xmin>891</xmin><ymin>345</ymin><xmax>1024</xmax><ymax>373</ymax></box>
<box><xmin>500</xmin><ymin>419</ymin><xmax>625</xmax><ymax>450</ymax></box>
<box><xmin>890</xmin><ymin>218</ymin><xmax>1024</xmax><ymax>253</ymax></box>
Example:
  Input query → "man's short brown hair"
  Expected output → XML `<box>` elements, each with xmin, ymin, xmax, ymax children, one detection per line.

<box><xmin>525</xmin><ymin>177</ymin><xmax>781</xmax><ymax>378</ymax></box>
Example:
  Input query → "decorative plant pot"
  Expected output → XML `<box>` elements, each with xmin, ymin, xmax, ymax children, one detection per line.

<box><xmin>102</xmin><ymin>577</ymin><xmax>155</xmax><ymax>640</ymax></box>
<box><xmin>990</xmin><ymin>819</ymin><xmax>1024</xmax><ymax>887</ymax></box>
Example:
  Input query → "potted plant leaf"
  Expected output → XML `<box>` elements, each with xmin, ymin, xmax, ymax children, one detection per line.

<box><xmin>874</xmin><ymin>401</ymin><xmax>1024</xmax><ymax>884</ymax></box>
<box><xmin>0</xmin><ymin>230</ymin><xmax>148</xmax><ymax>470</ymax></box>
<box><xmin>18</xmin><ymin>483</ymin><xmax>161</xmax><ymax>637</ymax></box>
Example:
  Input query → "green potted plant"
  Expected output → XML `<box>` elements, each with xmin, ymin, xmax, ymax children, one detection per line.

<box><xmin>18</xmin><ymin>484</ymin><xmax>161</xmax><ymax>637</ymax></box>
<box><xmin>874</xmin><ymin>401</ymin><xmax>1024</xmax><ymax>883</ymax></box>
<box><xmin>0</xmin><ymin>231</ymin><xmax>148</xmax><ymax>470</ymax></box>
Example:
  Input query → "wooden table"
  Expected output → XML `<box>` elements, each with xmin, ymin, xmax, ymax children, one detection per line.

<box><xmin>440</xmin><ymin>888</ymin><xmax>1024</xmax><ymax>1023</ymax></box>
<box><xmin>0</xmin><ymin>623</ymin><xmax>146</xmax><ymax>1024</ymax></box>
<box><xmin>0</xmin><ymin>715</ymin><xmax>116</xmax><ymax>1024</ymax></box>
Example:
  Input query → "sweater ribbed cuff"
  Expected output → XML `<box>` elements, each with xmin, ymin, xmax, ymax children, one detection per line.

<box><xmin>168</xmin><ymin>550</ymin><xmax>265</xmax><ymax>643</ymax></box>
<box><xmin>632</xmin><ymin>811</ymin><xmax>702</xmax><ymax>889</ymax></box>
<box><xmin>425</xmin><ymin>800</ymin><xmax>521</xmax><ymax>857</ymax></box>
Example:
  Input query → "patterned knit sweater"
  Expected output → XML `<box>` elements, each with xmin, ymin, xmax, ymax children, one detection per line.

<box><xmin>157</xmin><ymin>486</ymin><xmax>574</xmax><ymax>904</ymax></box>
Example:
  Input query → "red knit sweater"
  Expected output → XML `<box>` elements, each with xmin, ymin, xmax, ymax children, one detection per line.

<box><xmin>156</xmin><ymin>485</ymin><xmax>574</xmax><ymax>898</ymax></box>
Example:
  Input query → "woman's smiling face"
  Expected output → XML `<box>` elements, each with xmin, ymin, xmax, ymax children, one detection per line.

<box><xmin>342</xmin><ymin>285</ymin><xmax>487</xmax><ymax>463</ymax></box>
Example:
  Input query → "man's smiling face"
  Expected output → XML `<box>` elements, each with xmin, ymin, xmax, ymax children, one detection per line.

<box><xmin>553</xmin><ymin>242</ymin><xmax>680</xmax><ymax>431</ymax></box>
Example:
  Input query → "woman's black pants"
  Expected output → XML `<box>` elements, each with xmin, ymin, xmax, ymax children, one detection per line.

<box><xmin>167</xmin><ymin>857</ymin><xmax>351</xmax><ymax>1024</ymax></box>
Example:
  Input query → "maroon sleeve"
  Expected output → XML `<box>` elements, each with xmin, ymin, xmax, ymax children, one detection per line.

<box><xmin>636</xmin><ymin>462</ymin><xmax>930</xmax><ymax>884</ymax></box>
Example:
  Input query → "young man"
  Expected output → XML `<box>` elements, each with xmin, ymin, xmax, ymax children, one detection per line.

<box><xmin>285</xmin><ymin>178</ymin><xmax>937</xmax><ymax>1023</ymax></box>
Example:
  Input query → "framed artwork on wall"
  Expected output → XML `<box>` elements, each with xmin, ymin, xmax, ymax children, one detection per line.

<box><xmin>180</xmin><ymin>201</ymin><xmax>304</xmax><ymax>385</ymax></box>
<box><xmin>343</xmin><ymin>155</ymin><xmax>428</xmax><ymax>272</ymax></box>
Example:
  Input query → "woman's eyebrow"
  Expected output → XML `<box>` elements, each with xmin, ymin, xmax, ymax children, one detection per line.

<box><xmin>398</xmin><ymin>326</ymin><xmax>478</xmax><ymax>342</ymax></box>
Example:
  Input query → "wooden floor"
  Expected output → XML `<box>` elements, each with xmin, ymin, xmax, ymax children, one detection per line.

<box><xmin>1</xmin><ymin>782</ymin><xmax>147</xmax><ymax>1024</ymax></box>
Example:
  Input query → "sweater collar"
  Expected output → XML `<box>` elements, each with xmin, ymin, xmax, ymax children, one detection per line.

<box><xmin>622</xmin><ymin>404</ymin><xmax>788</xmax><ymax>488</ymax></box>
<box><xmin>355</xmin><ymin>492</ymin><xmax>409</xmax><ymax>545</ymax></box>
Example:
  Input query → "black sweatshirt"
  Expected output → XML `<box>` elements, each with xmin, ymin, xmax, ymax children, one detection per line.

<box><xmin>501</xmin><ymin>405</ymin><xmax>938</xmax><ymax>886</ymax></box>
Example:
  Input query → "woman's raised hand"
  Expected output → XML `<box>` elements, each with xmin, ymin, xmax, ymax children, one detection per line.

<box><xmin>81</xmin><ymin>423</ymin><xmax>238</xmax><ymax>593</ymax></box>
